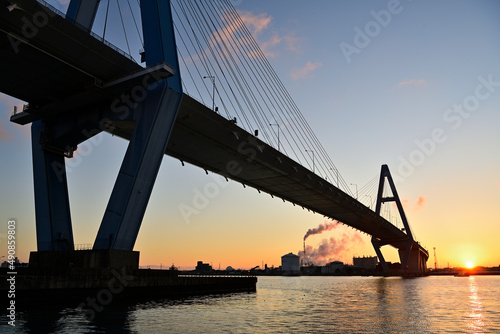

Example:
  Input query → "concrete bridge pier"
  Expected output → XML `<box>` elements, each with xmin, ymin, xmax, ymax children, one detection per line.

<box><xmin>398</xmin><ymin>244</ymin><xmax>428</xmax><ymax>275</ymax></box>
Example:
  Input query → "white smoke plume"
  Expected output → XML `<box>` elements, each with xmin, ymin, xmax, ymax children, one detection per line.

<box><xmin>303</xmin><ymin>221</ymin><xmax>339</xmax><ymax>240</ymax></box>
<box><xmin>299</xmin><ymin>231</ymin><xmax>364</xmax><ymax>266</ymax></box>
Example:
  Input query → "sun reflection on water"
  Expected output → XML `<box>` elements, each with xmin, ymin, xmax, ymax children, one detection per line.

<box><xmin>466</xmin><ymin>276</ymin><xmax>485</xmax><ymax>332</ymax></box>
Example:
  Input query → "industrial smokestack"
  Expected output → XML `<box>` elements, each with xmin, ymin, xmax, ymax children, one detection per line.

<box><xmin>303</xmin><ymin>221</ymin><xmax>339</xmax><ymax>241</ymax></box>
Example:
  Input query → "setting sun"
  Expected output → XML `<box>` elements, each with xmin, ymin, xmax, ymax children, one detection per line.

<box><xmin>465</xmin><ymin>261</ymin><xmax>474</xmax><ymax>268</ymax></box>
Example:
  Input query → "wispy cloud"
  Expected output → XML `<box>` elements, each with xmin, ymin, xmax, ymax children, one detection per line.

<box><xmin>238</xmin><ymin>10</ymin><xmax>300</xmax><ymax>58</ymax></box>
<box><xmin>239</xmin><ymin>11</ymin><xmax>272</xmax><ymax>36</ymax></box>
<box><xmin>203</xmin><ymin>10</ymin><xmax>275</xmax><ymax>60</ymax></box>
<box><xmin>399</xmin><ymin>79</ymin><xmax>426</xmax><ymax>87</ymax></box>
<box><xmin>416</xmin><ymin>196</ymin><xmax>426</xmax><ymax>209</ymax></box>
<box><xmin>259</xmin><ymin>33</ymin><xmax>282</xmax><ymax>58</ymax></box>
<box><xmin>401</xmin><ymin>196</ymin><xmax>426</xmax><ymax>211</ymax></box>
<box><xmin>283</xmin><ymin>34</ymin><xmax>300</xmax><ymax>52</ymax></box>
<box><xmin>180</xmin><ymin>8</ymin><xmax>301</xmax><ymax>82</ymax></box>
<box><xmin>290</xmin><ymin>61</ymin><xmax>322</xmax><ymax>80</ymax></box>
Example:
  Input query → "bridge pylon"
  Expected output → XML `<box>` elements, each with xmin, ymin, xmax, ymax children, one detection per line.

<box><xmin>372</xmin><ymin>165</ymin><xmax>428</xmax><ymax>275</ymax></box>
<box><xmin>93</xmin><ymin>0</ymin><xmax>183</xmax><ymax>250</ymax></box>
<box><xmin>28</xmin><ymin>0</ymin><xmax>183</xmax><ymax>252</ymax></box>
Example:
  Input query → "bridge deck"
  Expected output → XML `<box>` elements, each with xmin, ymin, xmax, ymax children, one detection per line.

<box><xmin>161</xmin><ymin>95</ymin><xmax>413</xmax><ymax>243</ymax></box>
<box><xmin>1</xmin><ymin>0</ymin><xmax>427</xmax><ymax>256</ymax></box>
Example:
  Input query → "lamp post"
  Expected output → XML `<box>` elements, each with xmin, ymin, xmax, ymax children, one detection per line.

<box><xmin>306</xmin><ymin>149</ymin><xmax>315</xmax><ymax>173</ymax></box>
<box><xmin>350</xmin><ymin>183</ymin><xmax>358</xmax><ymax>199</ymax></box>
<box><xmin>331</xmin><ymin>167</ymin><xmax>339</xmax><ymax>187</ymax></box>
<box><xmin>203</xmin><ymin>75</ymin><xmax>215</xmax><ymax>111</ymax></box>
<box><xmin>365</xmin><ymin>195</ymin><xmax>372</xmax><ymax>209</ymax></box>
<box><xmin>270</xmin><ymin>123</ymin><xmax>280</xmax><ymax>151</ymax></box>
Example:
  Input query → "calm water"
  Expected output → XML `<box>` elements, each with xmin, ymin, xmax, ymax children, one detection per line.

<box><xmin>3</xmin><ymin>276</ymin><xmax>500</xmax><ymax>333</ymax></box>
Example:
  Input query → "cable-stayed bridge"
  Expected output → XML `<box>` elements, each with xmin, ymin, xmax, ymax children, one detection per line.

<box><xmin>1</xmin><ymin>0</ymin><xmax>428</xmax><ymax>274</ymax></box>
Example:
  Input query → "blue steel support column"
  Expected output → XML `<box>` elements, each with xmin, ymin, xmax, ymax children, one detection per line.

<box><xmin>94</xmin><ymin>0</ymin><xmax>182</xmax><ymax>250</ymax></box>
<box><xmin>66</xmin><ymin>0</ymin><xmax>100</xmax><ymax>30</ymax></box>
<box><xmin>140</xmin><ymin>0</ymin><xmax>183</xmax><ymax>92</ymax></box>
<box><xmin>31</xmin><ymin>120</ymin><xmax>74</xmax><ymax>251</ymax></box>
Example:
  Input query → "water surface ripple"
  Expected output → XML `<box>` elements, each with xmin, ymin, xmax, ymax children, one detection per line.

<box><xmin>3</xmin><ymin>276</ymin><xmax>500</xmax><ymax>333</ymax></box>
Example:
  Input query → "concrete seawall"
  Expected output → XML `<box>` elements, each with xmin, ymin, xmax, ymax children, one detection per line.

<box><xmin>1</xmin><ymin>250</ymin><xmax>257</xmax><ymax>306</ymax></box>
<box><xmin>1</xmin><ymin>268</ymin><xmax>257</xmax><ymax>305</ymax></box>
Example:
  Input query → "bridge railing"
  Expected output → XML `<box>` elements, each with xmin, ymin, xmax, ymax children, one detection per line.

<box><xmin>35</xmin><ymin>0</ymin><xmax>137</xmax><ymax>63</ymax></box>
<box><xmin>74</xmin><ymin>243</ymin><xmax>93</xmax><ymax>250</ymax></box>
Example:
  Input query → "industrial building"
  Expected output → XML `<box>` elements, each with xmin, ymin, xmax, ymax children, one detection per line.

<box><xmin>321</xmin><ymin>261</ymin><xmax>344</xmax><ymax>274</ymax></box>
<box><xmin>195</xmin><ymin>261</ymin><xmax>213</xmax><ymax>273</ymax></box>
<box><xmin>353</xmin><ymin>256</ymin><xmax>378</xmax><ymax>270</ymax></box>
<box><xmin>281</xmin><ymin>253</ymin><xmax>300</xmax><ymax>275</ymax></box>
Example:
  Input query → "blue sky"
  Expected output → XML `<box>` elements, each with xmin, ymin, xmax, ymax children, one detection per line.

<box><xmin>1</xmin><ymin>0</ymin><xmax>499</xmax><ymax>269</ymax></box>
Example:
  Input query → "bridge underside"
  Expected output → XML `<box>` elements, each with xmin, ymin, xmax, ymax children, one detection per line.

<box><xmin>399</xmin><ymin>246</ymin><xmax>428</xmax><ymax>274</ymax></box>
<box><xmin>2</xmin><ymin>0</ymin><xmax>428</xmax><ymax>272</ymax></box>
<box><xmin>121</xmin><ymin>94</ymin><xmax>414</xmax><ymax>243</ymax></box>
<box><xmin>121</xmin><ymin>99</ymin><xmax>430</xmax><ymax>273</ymax></box>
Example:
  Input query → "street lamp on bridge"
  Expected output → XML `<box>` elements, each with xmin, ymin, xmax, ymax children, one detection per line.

<box><xmin>203</xmin><ymin>75</ymin><xmax>216</xmax><ymax>111</ymax></box>
<box><xmin>330</xmin><ymin>167</ymin><xmax>339</xmax><ymax>187</ymax></box>
<box><xmin>365</xmin><ymin>195</ymin><xmax>372</xmax><ymax>209</ymax></box>
<box><xmin>269</xmin><ymin>123</ymin><xmax>280</xmax><ymax>151</ymax></box>
<box><xmin>350</xmin><ymin>183</ymin><xmax>358</xmax><ymax>199</ymax></box>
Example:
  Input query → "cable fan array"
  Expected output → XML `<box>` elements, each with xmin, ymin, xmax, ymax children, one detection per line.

<box><xmin>82</xmin><ymin>0</ymin><xmax>373</xmax><ymax>198</ymax></box>
<box><xmin>170</xmin><ymin>0</ymin><xmax>355</xmax><ymax>195</ymax></box>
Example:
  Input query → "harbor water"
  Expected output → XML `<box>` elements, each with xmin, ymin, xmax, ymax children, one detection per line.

<box><xmin>3</xmin><ymin>275</ymin><xmax>500</xmax><ymax>333</ymax></box>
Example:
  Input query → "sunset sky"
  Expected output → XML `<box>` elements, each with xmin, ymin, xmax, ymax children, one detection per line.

<box><xmin>1</xmin><ymin>0</ymin><xmax>499</xmax><ymax>270</ymax></box>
